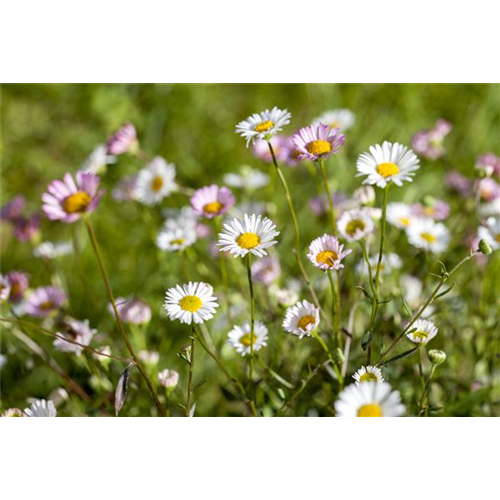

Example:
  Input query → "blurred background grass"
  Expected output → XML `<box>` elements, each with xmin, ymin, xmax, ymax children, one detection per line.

<box><xmin>1</xmin><ymin>84</ymin><xmax>499</xmax><ymax>416</ymax></box>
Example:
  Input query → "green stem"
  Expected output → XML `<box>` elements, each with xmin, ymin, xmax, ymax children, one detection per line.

<box><xmin>418</xmin><ymin>365</ymin><xmax>436</xmax><ymax>417</ymax></box>
<box><xmin>310</xmin><ymin>329</ymin><xmax>344</xmax><ymax>389</ymax></box>
<box><xmin>327</xmin><ymin>271</ymin><xmax>341</xmax><ymax>348</ymax></box>
<box><xmin>246</xmin><ymin>254</ymin><xmax>255</xmax><ymax>384</ymax></box>
<box><xmin>215</xmin><ymin>216</ymin><xmax>231</xmax><ymax>322</ymax></box>
<box><xmin>84</xmin><ymin>216</ymin><xmax>167</xmax><ymax>417</ymax></box>
<box><xmin>318</xmin><ymin>158</ymin><xmax>337</xmax><ymax>235</ymax></box>
<box><xmin>186</xmin><ymin>329</ymin><xmax>196</xmax><ymax>417</ymax></box>
<box><xmin>374</xmin><ymin>184</ymin><xmax>389</xmax><ymax>291</ymax></box>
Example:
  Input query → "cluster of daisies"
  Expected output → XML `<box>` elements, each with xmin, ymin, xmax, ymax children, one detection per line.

<box><xmin>1</xmin><ymin>105</ymin><xmax>498</xmax><ymax>417</ymax></box>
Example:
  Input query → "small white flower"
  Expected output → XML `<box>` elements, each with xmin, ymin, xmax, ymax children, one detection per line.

<box><xmin>218</xmin><ymin>213</ymin><xmax>279</xmax><ymax>258</ymax></box>
<box><xmin>33</xmin><ymin>241</ymin><xmax>73</xmax><ymax>259</ymax></box>
<box><xmin>227</xmin><ymin>321</ymin><xmax>268</xmax><ymax>356</ymax></box>
<box><xmin>282</xmin><ymin>300</ymin><xmax>320</xmax><ymax>339</ymax></box>
<box><xmin>353</xmin><ymin>185</ymin><xmax>375</xmax><ymax>206</ymax></box>
<box><xmin>236</xmin><ymin>107</ymin><xmax>291</xmax><ymax>147</ymax></box>
<box><xmin>223</xmin><ymin>166</ymin><xmax>269</xmax><ymax>190</ymax></box>
<box><xmin>164</xmin><ymin>282</ymin><xmax>219</xmax><ymax>325</ymax></box>
<box><xmin>0</xmin><ymin>275</ymin><xmax>11</xmax><ymax>301</ymax></box>
<box><xmin>138</xmin><ymin>350</ymin><xmax>160</xmax><ymax>365</ymax></box>
<box><xmin>478</xmin><ymin>216</ymin><xmax>500</xmax><ymax>250</ymax></box>
<box><xmin>406</xmin><ymin>218</ymin><xmax>450</xmax><ymax>253</ymax></box>
<box><xmin>356</xmin><ymin>141</ymin><xmax>420</xmax><ymax>188</ymax></box>
<box><xmin>406</xmin><ymin>319</ymin><xmax>438</xmax><ymax>345</ymax></box>
<box><xmin>157</xmin><ymin>226</ymin><xmax>197</xmax><ymax>252</ymax></box>
<box><xmin>135</xmin><ymin>157</ymin><xmax>176</xmax><ymax>206</ymax></box>
<box><xmin>335</xmin><ymin>381</ymin><xmax>405</xmax><ymax>417</ymax></box>
<box><xmin>353</xmin><ymin>366</ymin><xmax>384</xmax><ymax>385</ymax></box>
<box><xmin>307</xmin><ymin>234</ymin><xmax>352</xmax><ymax>271</ymax></box>
<box><xmin>387</xmin><ymin>202</ymin><xmax>414</xmax><ymax>229</ymax></box>
<box><xmin>81</xmin><ymin>144</ymin><xmax>116</xmax><ymax>174</ymax></box>
<box><xmin>24</xmin><ymin>399</ymin><xmax>57</xmax><ymax>417</ymax></box>
<box><xmin>312</xmin><ymin>109</ymin><xmax>355</xmax><ymax>131</ymax></box>
<box><xmin>53</xmin><ymin>318</ymin><xmax>96</xmax><ymax>356</ymax></box>
<box><xmin>337</xmin><ymin>209</ymin><xmax>374</xmax><ymax>242</ymax></box>
<box><xmin>158</xmin><ymin>369</ymin><xmax>179</xmax><ymax>389</ymax></box>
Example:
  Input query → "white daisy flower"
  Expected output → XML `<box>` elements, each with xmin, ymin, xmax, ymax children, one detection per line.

<box><xmin>406</xmin><ymin>218</ymin><xmax>450</xmax><ymax>253</ymax></box>
<box><xmin>353</xmin><ymin>365</ymin><xmax>384</xmax><ymax>385</ymax></box>
<box><xmin>24</xmin><ymin>399</ymin><xmax>57</xmax><ymax>417</ymax></box>
<box><xmin>236</xmin><ymin>107</ymin><xmax>291</xmax><ymax>147</ymax></box>
<box><xmin>479</xmin><ymin>199</ymin><xmax>500</xmax><ymax>218</ymax></box>
<box><xmin>312</xmin><ymin>109</ymin><xmax>355</xmax><ymax>131</ymax></box>
<box><xmin>307</xmin><ymin>234</ymin><xmax>352</xmax><ymax>271</ymax></box>
<box><xmin>217</xmin><ymin>213</ymin><xmax>279</xmax><ymax>258</ymax></box>
<box><xmin>335</xmin><ymin>381</ymin><xmax>405</xmax><ymax>417</ymax></box>
<box><xmin>223</xmin><ymin>166</ymin><xmax>269</xmax><ymax>190</ymax></box>
<box><xmin>337</xmin><ymin>209</ymin><xmax>375</xmax><ymax>242</ymax></box>
<box><xmin>81</xmin><ymin>144</ymin><xmax>116</xmax><ymax>174</ymax></box>
<box><xmin>227</xmin><ymin>321</ymin><xmax>268</xmax><ymax>356</ymax></box>
<box><xmin>282</xmin><ymin>300</ymin><xmax>320</xmax><ymax>339</ymax></box>
<box><xmin>356</xmin><ymin>141</ymin><xmax>420</xmax><ymax>188</ymax></box>
<box><xmin>478</xmin><ymin>216</ymin><xmax>500</xmax><ymax>250</ymax></box>
<box><xmin>158</xmin><ymin>369</ymin><xmax>179</xmax><ymax>389</ymax></box>
<box><xmin>357</xmin><ymin>253</ymin><xmax>402</xmax><ymax>276</ymax></box>
<box><xmin>2</xmin><ymin>408</ymin><xmax>25</xmax><ymax>417</ymax></box>
<box><xmin>135</xmin><ymin>157</ymin><xmax>176</xmax><ymax>206</ymax></box>
<box><xmin>33</xmin><ymin>241</ymin><xmax>73</xmax><ymax>259</ymax></box>
<box><xmin>406</xmin><ymin>319</ymin><xmax>438</xmax><ymax>345</ymax></box>
<box><xmin>164</xmin><ymin>282</ymin><xmax>219</xmax><ymax>325</ymax></box>
<box><xmin>0</xmin><ymin>275</ymin><xmax>11</xmax><ymax>301</ymax></box>
<box><xmin>157</xmin><ymin>225</ymin><xmax>197</xmax><ymax>252</ymax></box>
<box><xmin>53</xmin><ymin>318</ymin><xmax>96</xmax><ymax>356</ymax></box>
<box><xmin>387</xmin><ymin>202</ymin><xmax>414</xmax><ymax>229</ymax></box>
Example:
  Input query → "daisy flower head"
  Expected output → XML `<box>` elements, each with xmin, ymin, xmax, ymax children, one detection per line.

<box><xmin>478</xmin><ymin>178</ymin><xmax>500</xmax><ymax>202</ymax></box>
<box><xmin>251</xmin><ymin>255</ymin><xmax>281</xmax><ymax>285</ymax></box>
<box><xmin>53</xmin><ymin>318</ymin><xmax>96</xmax><ymax>356</ymax></box>
<box><xmin>312</xmin><ymin>109</ymin><xmax>356</xmax><ymax>131</ymax></box>
<box><xmin>158</xmin><ymin>369</ymin><xmax>179</xmax><ymax>389</ymax></box>
<box><xmin>476</xmin><ymin>153</ymin><xmax>500</xmax><ymax>177</ymax></box>
<box><xmin>6</xmin><ymin>271</ymin><xmax>30</xmax><ymax>303</ymax></box>
<box><xmin>24</xmin><ymin>286</ymin><xmax>66</xmax><ymax>317</ymax></box>
<box><xmin>218</xmin><ymin>213</ymin><xmax>279</xmax><ymax>258</ymax></box>
<box><xmin>24</xmin><ymin>399</ymin><xmax>57</xmax><ymax>417</ymax></box>
<box><xmin>353</xmin><ymin>365</ymin><xmax>384</xmax><ymax>385</ymax></box>
<box><xmin>338</xmin><ymin>209</ymin><xmax>375</xmax><ymax>242</ymax></box>
<box><xmin>164</xmin><ymin>282</ymin><xmax>219</xmax><ymax>325</ymax></box>
<box><xmin>223</xmin><ymin>166</ymin><xmax>270</xmax><ymax>191</ymax></box>
<box><xmin>190</xmin><ymin>184</ymin><xmax>236</xmax><ymax>219</ymax></box>
<box><xmin>411</xmin><ymin>198</ymin><xmax>450</xmax><ymax>221</ymax></box>
<box><xmin>445</xmin><ymin>170</ymin><xmax>471</xmax><ymax>196</ymax></box>
<box><xmin>282</xmin><ymin>300</ymin><xmax>320</xmax><ymax>339</ymax></box>
<box><xmin>157</xmin><ymin>225</ymin><xmax>197</xmax><ymax>252</ymax></box>
<box><xmin>106</xmin><ymin>123</ymin><xmax>137</xmax><ymax>155</ymax></box>
<box><xmin>335</xmin><ymin>381</ymin><xmax>405</xmax><ymax>417</ymax></box>
<box><xmin>307</xmin><ymin>234</ymin><xmax>352</xmax><ymax>271</ymax></box>
<box><xmin>135</xmin><ymin>157</ymin><xmax>176</xmax><ymax>206</ymax></box>
<box><xmin>2</xmin><ymin>408</ymin><xmax>25</xmax><ymax>417</ymax></box>
<box><xmin>479</xmin><ymin>199</ymin><xmax>500</xmax><ymax>218</ymax></box>
<box><xmin>406</xmin><ymin>218</ymin><xmax>450</xmax><ymax>253</ymax></box>
<box><xmin>406</xmin><ymin>319</ymin><xmax>438</xmax><ymax>345</ymax></box>
<box><xmin>0</xmin><ymin>275</ymin><xmax>11</xmax><ymax>302</ymax></box>
<box><xmin>356</xmin><ymin>141</ymin><xmax>420</xmax><ymax>188</ymax></box>
<box><xmin>411</xmin><ymin>119</ymin><xmax>452</xmax><ymax>160</ymax></box>
<box><xmin>82</xmin><ymin>144</ymin><xmax>116</xmax><ymax>174</ymax></box>
<box><xmin>42</xmin><ymin>171</ymin><xmax>103</xmax><ymax>223</ymax></box>
<box><xmin>293</xmin><ymin>123</ymin><xmax>345</xmax><ymax>161</ymax></box>
<box><xmin>478</xmin><ymin>216</ymin><xmax>500</xmax><ymax>250</ymax></box>
<box><xmin>227</xmin><ymin>321</ymin><xmax>268</xmax><ymax>356</ymax></box>
<box><xmin>112</xmin><ymin>297</ymin><xmax>152</xmax><ymax>325</ymax></box>
<box><xmin>387</xmin><ymin>202</ymin><xmax>414</xmax><ymax>229</ymax></box>
<box><xmin>236</xmin><ymin>107</ymin><xmax>291</xmax><ymax>147</ymax></box>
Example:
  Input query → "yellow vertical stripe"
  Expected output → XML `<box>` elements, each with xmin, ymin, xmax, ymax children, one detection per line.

<box><xmin>358</xmin><ymin>405</ymin><xmax>382</xmax><ymax>500</ymax></box>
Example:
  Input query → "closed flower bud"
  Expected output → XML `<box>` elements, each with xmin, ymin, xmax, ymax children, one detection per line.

<box><xmin>478</xmin><ymin>239</ymin><xmax>492</xmax><ymax>255</ymax></box>
<box><xmin>333</xmin><ymin>347</ymin><xmax>344</xmax><ymax>366</ymax></box>
<box><xmin>428</xmin><ymin>349</ymin><xmax>446</xmax><ymax>365</ymax></box>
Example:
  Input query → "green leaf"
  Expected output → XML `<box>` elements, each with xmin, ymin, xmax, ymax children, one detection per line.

<box><xmin>434</xmin><ymin>282</ymin><xmax>455</xmax><ymax>300</ymax></box>
<box><xmin>379</xmin><ymin>346</ymin><xmax>419</xmax><ymax>366</ymax></box>
<box><xmin>401</xmin><ymin>300</ymin><xmax>413</xmax><ymax>318</ymax></box>
<box><xmin>361</xmin><ymin>331</ymin><xmax>373</xmax><ymax>351</ymax></box>
<box><xmin>356</xmin><ymin>286</ymin><xmax>373</xmax><ymax>304</ymax></box>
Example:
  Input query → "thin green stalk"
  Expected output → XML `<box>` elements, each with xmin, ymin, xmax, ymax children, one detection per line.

<box><xmin>215</xmin><ymin>216</ymin><xmax>231</xmax><ymax>322</ymax></box>
<box><xmin>186</xmin><ymin>328</ymin><xmax>196</xmax><ymax>417</ymax></box>
<box><xmin>418</xmin><ymin>364</ymin><xmax>436</xmax><ymax>417</ymax></box>
<box><xmin>84</xmin><ymin>216</ymin><xmax>167</xmax><ymax>417</ymax></box>
<box><xmin>327</xmin><ymin>271</ymin><xmax>341</xmax><ymax>348</ymax></box>
<box><xmin>246</xmin><ymin>254</ymin><xmax>255</xmax><ymax>383</ymax></box>
<box><xmin>318</xmin><ymin>158</ymin><xmax>337</xmax><ymax>235</ymax></box>
<box><xmin>310</xmin><ymin>329</ymin><xmax>344</xmax><ymax>389</ymax></box>
<box><xmin>374</xmin><ymin>184</ymin><xmax>389</xmax><ymax>290</ymax></box>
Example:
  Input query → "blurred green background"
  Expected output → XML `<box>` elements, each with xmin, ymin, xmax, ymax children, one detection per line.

<box><xmin>1</xmin><ymin>84</ymin><xmax>499</xmax><ymax>416</ymax></box>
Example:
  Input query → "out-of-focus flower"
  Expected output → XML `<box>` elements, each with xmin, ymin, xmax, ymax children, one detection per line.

<box><xmin>33</xmin><ymin>241</ymin><xmax>73</xmax><ymax>259</ymax></box>
<box><xmin>228</xmin><ymin>321</ymin><xmax>268</xmax><ymax>356</ymax></box>
<box><xmin>24</xmin><ymin>286</ymin><xmax>66</xmax><ymax>317</ymax></box>
<box><xmin>337</xmin><ymin>209</ymin><xmax>374</xmax><ymax>242</ymax></box>
<box><xmin>1</xmin><ymin>195</ymin><xmax>25</xmax><ymax>222</ymax></box>
<box><xmin>406</xmin><ymin>319</ymin><xmax>438</xmax><ymax>345</ymax></box>
<box><xmin>106</xmin><ymin>123</ymin><xmax>137</xmax><ymax>155</ymax></box>
<box><xmin>309</xmin><ymin>191</ymin><xmax>354</xmax><ymax>218</ymax></box>
<box><xmin>158</xmin><ymin>369</ymin><xmax>179</xmax><ymax>389</ymax></box>
<box><xmin>53</xmin><ymin>318</ymin><xmax>96</xmax><ymax>356</ymax></box>
<box><xmin>236</xmin><ymin>107</ymin><xmax>291</xmax><ymax>147</ymax></box>
<box><xmin>134</xmin><ymin>157</ymin><xmax>176</xmax><ymax>206</ymax></box>
<box><xmin>479</xmin><ymin>198</ymin><xmax>500</xmax><ymax>218</ymax></box>
<box><xmin>478</xmin><ymin>177</ymin><xmax>500</xmax><ymax>202</ymax></box>
<box><xmin>307</xmin><ymin>234</ymin><xmax>351</xmax><ymax>271</ymax></box>
<box><xmin>190</xmin><ymin>184</ymin><xmax>236</xmax><ymax>219</ymax></box>
<box><xmin>138</xmin><ymin>350</ymin><xmax>160</xmax><ymax>365</ymax></box>
<box><xmin>353</xmin><ymin>185</ymin><xmax>375</xmax><ymax>206</ymax></box>
<box><xmin>111</xmin><ymin>297</ymin><xmax>152</xmax><ymax>325</ymax></box>
<box><xmin>251</xmin><ymin>255</ymin><xmax>280</xmax><ymax>285</ymax></box>
<box><xmin>2</xmin><ymin>408</ymin><xmax>25</xmax><ymax>417</ymax></box>
<box><xmin>357</xmin><ymin>141</ymin><xmax>420</xmax><ymax>188</ymax></box>
<box><xmin>82</xmin><ymin>144</ymin><xmax>117</xmax><ymax>173</ymax></box>
<box><xmin>24</xmin><ymin>399</ymin><xmax>57</xmax><ymax>417</ymax></box>
<box><xmin>411</xmin><ymin>198</ymin><xmax>450</xmax><ymax>221</ymax></box>
<box><xmin>386</xmin><ymin>202</ymin><xmax>414</xmax><ymax>229</ymax></box>
<box><xmin>411</xmin><ymin>119</ymin><xmax>452</xmax><ymax>160</ymax></box>
<box><xmin>6</xmin><ymin>271</ymin><xmax>29</xmax><ymax>303</ymax></box>
<box><xmin>357</xmin><ymin>253</ymin><xmax>402</xmax><ymax>276</ymax></box>
<box><xmin>406</xmin><ymin>218</ymin><xmax>450</xmax><ymax>253</ymax></box>
<box><xmin>42</xmin><ymin>171</ymin><xmax>103</xmax><ymax>223</ymax></box>
<box><xmin>12</xmin><ymin>214</ymin><xmax>41</xmax><ymax>242</ymax></box>
<box><xmin>475</xmin><ymin>153</ymin><xmax>500</xmax><ymax>177</ymax></box>
<box><xmin>445</xmin><ymin>170</ymin><xmax>471</xmax><ymax>196</ymax></box>
<box><xmin>93</xmin><ymin>345</ymin><xmax>111</xmax><ymax>361</ymax></box>
<box><xmin>428</xmin><ymin>350</ymin><xmax>447</xmax><ymax>365</ymax></box>
<box><xmin>157</xmin><ymin>225</ymin><xmax>197</xmax><ymax>252</ymax></box>
<box><xmin>253</xmin><ymin>135</ymin><xmax>302</xmax><ymax>167</ymax></box>
<box><xmin>312</xmin><ymin>109</ymin><xmax>355</xmax><ymax>131</ymax></box>
<box><xmin>0</xmin><ymin>275</ymin><xmax>12</xmax><ymax>302</ymax></box>
<box><xmin>353</xmin><ymin>365</ymin><xmax>384</xmax><ymax>385</ymax></box>
<box><xmin>223</xmin><ymin>166</ymin><xmax>269</xmax><ymax>190</ymax></box>
<box><xmin>401</xmin><ymin>275</ymin><xmax>423</xmax><ymax>310</ymax></box>
<box><xmin>478</xmin><ymin>216</ymin><xmax>500</xmax><ymax>250</ymax></box>
<box><xmin>112</xmin><ymin>175</ymin><xmax>138</xmax><ymax>202</ymax></box>
<box><xmin>293</xmin><ymin>123</ymin><xmax>345</xmax><ymax>161</ymax></box>
<box><xmin>283</xmin><ymin>300</ymin><xmax>320</xmax><ymax>339</ymax></box>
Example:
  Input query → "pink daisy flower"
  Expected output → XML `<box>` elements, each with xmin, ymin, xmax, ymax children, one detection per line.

<box><xmin>293</xmin><ymin>123</ymin><xmax>345</xmax><ymax>161</ymax></box>
<box><xmin>307</xmin><ymin>234</ymin><xmax>352</xmax><ymax>271</ymax></box>
<box><xmin>25</xmin><ymin>286</ymin><xmax>66</xmax><ymax>317</ymax></box>
<box><xmin>13</xmin><ymin>214</ymin><xmax>41</xmax><ymax>242</ymax></box>
<box><xmin>1</xmin><ymin>195</ymin><xmax>25</xmax><ymax>222</ymax></box>
<box><xmin>6</xmin><ymin>271</ymin><xmax>30</xmax><ymax>303</ymax></box>
<box><xmin>110</xmin><ymin>297</ymin><xmax>152</xmax><ymax>325</ymax></box>
<box><xmin>478</xmin><ymin>177</ymin><xmax>500</xmax><ymax>202</ymax></box>
<box><xmin>251</xmin><ymin>255</ymin><xmax>281</xmax><ymax>285</ymax></box>
<box><xmin>106</xmin><ymin>123</ymin><xmax>137</xmax><ymax>155</ymax></box>
<box><xmin>190</xmin><ymin>184</ymin><xmax>236</xmax><ymax>219</ymax></box>
<box><xmin>411</xmin><ymin>119</ymin><xmax>452</xmax><ymax>160</ymax></box>
<box><xmin>42</xmin><ymin>171</ymin><xmax>103</xmax><ymax>223</ymax></box>
<box><xmin>476</xmin><ymin>153</ymin><xmax>500</xmax><ymax>176</ymax></box>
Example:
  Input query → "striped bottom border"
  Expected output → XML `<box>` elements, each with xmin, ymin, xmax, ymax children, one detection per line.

<box><xmin>1</xmin><ymin>412</ymin><xmax>500</xmax><ymax>500</ymax></box>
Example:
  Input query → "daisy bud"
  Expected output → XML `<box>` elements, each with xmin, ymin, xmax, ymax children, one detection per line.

<box><xmin>158</xmin><ymin>369</ymin><xmax>179</xmax><ymax>389</ymax></box>
<box><xmin>428</xmin><ymin>349</ymin><xmax>447</xmax><ymax>365</ymax></box>
<box><xmin>333</xmin><ymin>347</ymin><xmax>344</xmax><ymax>366</ymax></box>
<box><xmin>478</xmin><ymin>239</ymin><xmax>492</xmax><ymax>255</ymax></box>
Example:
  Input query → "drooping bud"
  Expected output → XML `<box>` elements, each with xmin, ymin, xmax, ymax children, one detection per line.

<box><xmin>478</xmin><ymin>239</ymin><xmax>492</xmax><ymax>255</ymax></box>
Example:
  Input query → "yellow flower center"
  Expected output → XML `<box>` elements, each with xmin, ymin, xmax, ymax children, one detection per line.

<box><xmin>400</xmin><ymin>217</ymin><xmax>411</xmax><ymax>226</ymax></box>
<box><xmin>240</xmin><ymin>332</ymin><xmax>257</xmax><ymax>346</ymax></box>
<box><xmin>10</xmin><ymin>282</ymin><xmax>22</xmax><ymax>296</ymax></box>
<box><xmin>203</xmin><ymin>201</ymin><xmax>223</xmax><ymax>214</ymax></box>
<box><xmin>413</xmin><ymin>330</ymin><xmax>429</xmax><ymax>340</ymax></box>
<box><xmin>359</xmin><ymin>372</ymin><xmax>379</xmax><ymax>383</ymax></box>
<box><xmin>345</xmin><ymin>219</ymin><xmax>366</xmax><ymax>236</ymax></box>
<box><xmin>306</xmin><ymin>140</ymin><xmax>332</xmax><ymax>157</ymax></box>
<box><xmin>495</xmin><ymin>234</ymin><xmax>500</xmax><ymax>243</ymax></box>
<box><xmin>170</xmin><ymin>238</ymin><xmax>185</xmax><ymax>245</ymax></box>
<box><xmin>316</xmin><ymin>250</ymin><xmax>338</xmax><ymax>267</ymax></box>
<box><xmin>357</xmin><ymin>404</ymin><xmax>382</xmax><ymax>417</ymax></box>
<box><xmin>254</xmin><ymin>120</ymin><xmax>274</xmax><ymax>133</ymax></box>
<box><xmin>329</xmin><ymin>122</ymin><xmax>339</xmax><ymax>129</ymax></box>
<box><xmin>420</xmin><ymin>232</ymin><xmax>436</xmax><ymax>243</ymax></box>
<box><xmin>62</xmin><ymin>192</ymin><xmax>92</xmax><ymax>214</ymax></box>
<box><xmin>424</xmin><ymin>206</ymin><xmax>435</xmax><ymax>217</ymax></box>
<box><xmin>297</xmin><ymin>315</ymin><xmax>316</xmax><ymax>331</ymax></box>
<box><xmin>39</xmin><ymin>300</ymin><xmax>54</xmax><ymax>311</ymax></box>
<box><xmin>237</xmin><ymin>232</ymin><xmax>260</xmax><ymax>249</ymax></box>
<box><xmin>376</xmin><ymin>162</ymin><xmax>400</xmax><ymax>178</ymax></box>
<box><xmin>179</xmin><ymin>295</ymin><xmax>202</xmax><ymax>312</ymax></box>
<box><xmin>151</xmin><ymin>176</ymin><xmax>164</xmax><ymax>192</ymax></box>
